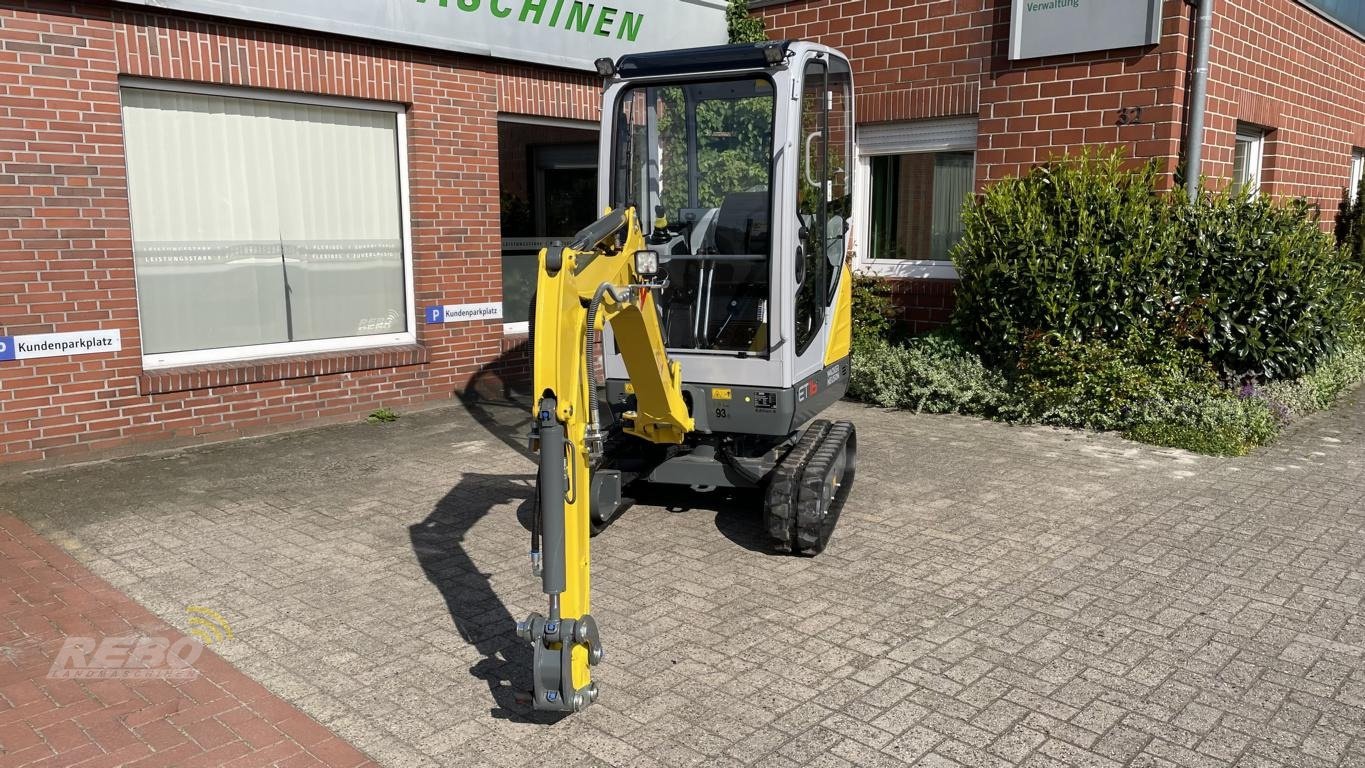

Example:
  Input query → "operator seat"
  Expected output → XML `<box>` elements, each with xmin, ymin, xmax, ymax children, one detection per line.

<box><xmin>712</xmin><ymin>191</ymin><xmax>769</xmax><ymax>255</ymax></box>
<box><xmin>706</xmin><ymin>191</ymin><xmax>770</xmax><ymax>349</ymax></box>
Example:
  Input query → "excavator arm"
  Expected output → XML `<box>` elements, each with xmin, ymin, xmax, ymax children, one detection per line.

<box><xmin>515</xmin><ymin>205</ymin><xmax>694</xmax><ymax>712</ymax></box>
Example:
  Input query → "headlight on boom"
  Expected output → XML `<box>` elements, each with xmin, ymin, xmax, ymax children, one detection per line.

<box><xmin>633</xmin><ymin>249</ymin><xmax>659</xmax><ymax>278</ymax></box>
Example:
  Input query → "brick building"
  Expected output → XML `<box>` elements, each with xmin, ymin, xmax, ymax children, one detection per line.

<box><xmin>5</xmin><ymin>0</ymin><xmax>1365</xmax><ymax>465</ymax></box>
<box><xmin>756</xmin><ymin>0</ymin><xmax>1365</xmax><ymax>333</ymax></box>
<box><xmin>0</xmin><ymin>0</ymin><xmax>723</xmax><ymax>464</ymax></box>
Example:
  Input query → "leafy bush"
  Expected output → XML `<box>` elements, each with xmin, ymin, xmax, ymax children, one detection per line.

<box><xmin>850</xmin><ymin>271</ymin><xmax>894</xmax><ymax>352</ymax></box>
<box><xmin>726</xmin><ymin>0</ymin><xmax>766</xmax><ymax>43</ymax></box>
<box><xmin>1337</xmin><ymin>175</ymin><xmax>1365</xmax><ymax>265</ymax></box>
<box><xmin>847</xmin><ymin>331</ymin><xmax>1279</xmax><ymax>455</ymax></box>
<box><xmin>1125</xmin><ymin>394</ymin><xmax>1279</xmax><ymax>457</ymax></box>
<box><xmin>1260</xmin><ymin>334</ymin><xmax>1365</xmax><ymax>417</ymax></box>
<box><xmin>1175</xmin><ymin>192</ymin><xmax>1364</xmax><ymax>379</ymax></box>
<box><xmin>854</xmin><ymin>148</ymin><xmax>1365</xmax><ymax>456</ymax></box>
<box><xmin>951</xmin><ymin>148</ymin><xmax>1365</xmax><ymax>381</ymax></box>
<box><xmin>849</xmin><ymin>332</ymin><xmax>1012</xmax><ymax>416</ymax></box>
<box><xmin>1010</xmin><ymin>332</ymin><xmax>1217</xmax><ymax>431</ymax></box>
<box><xmin>951</xmin><ymin>150</ymin><xmax>1183</xmax><ymax>365</ymax></box>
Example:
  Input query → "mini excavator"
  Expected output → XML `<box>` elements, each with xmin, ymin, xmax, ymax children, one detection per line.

<box><xmin>515</xmin><ymin>40</ymin><xmax>859</xmax><ymax>712</ymax></box>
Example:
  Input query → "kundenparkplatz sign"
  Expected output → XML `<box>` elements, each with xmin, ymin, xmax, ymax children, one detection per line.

<box><xmin>110</xmin><ymin>0</ymin><xmax>727</xmax><ymax>72</ymax></box>
<box><xmin>1009</xmin><ymin>0</ymin><xmax>1162</xmax><ymax>60</ymax></box>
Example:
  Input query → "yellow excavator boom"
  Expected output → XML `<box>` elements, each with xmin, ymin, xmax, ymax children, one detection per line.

<box><xmin>515</xmin><ymin>205</ymin><xmax>693</xmax><ymax>712</ymax></box>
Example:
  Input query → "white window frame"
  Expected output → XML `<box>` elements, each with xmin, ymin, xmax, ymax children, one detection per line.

<box><xmin>122</xmin><ymin>78</ymin><xmax>417</xmax><ymax>370</ymax></box>
<box><xmin>852</xmin><ymin>119</ymin><xmax>977</xmax><ymax>280</ymax></box>
<box><xmin>1234</xmin><ymin>124</ymin><xmax>1265</xmax><ymax>197</ymax></box>
<box><xmin>1350</xmin><ymin>147</ymin><xmax>1365</xmax><ymax>202</ymax></box>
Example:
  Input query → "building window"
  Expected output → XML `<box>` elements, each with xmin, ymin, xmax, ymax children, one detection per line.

<box><xmin>853</xmin><ymin>118</ymin><xmax>976</xmax><ymax>279</ymax></box>
<box><xmin>121</xmin><ymin>83</ymin><xmax>413</xmax><ymax>368</ymax></box>
<box><xmin>868</xmin><ymin>152</ymin><xmax>974</xmax><ymax>262</ymax></box>
<box><xmin>1232</xmin><ymin>125</ymin><xmax>1265</xmax><ymax>195</ymax></box>
<box><xmin>1350</xmin><ymin>148</ymin><xmax>1365</xmax><ymax>202</ymax></box>
<box><xmin>1298</xmin><ymin>0</ymin><xmax>1365</xmax><ymax>40</ymax></box>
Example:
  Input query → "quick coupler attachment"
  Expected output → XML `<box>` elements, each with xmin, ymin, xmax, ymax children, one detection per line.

<box><xmin>515</xmin><ymin>613</ymin><xmax>604</xmax><ymax>712</ymax></box>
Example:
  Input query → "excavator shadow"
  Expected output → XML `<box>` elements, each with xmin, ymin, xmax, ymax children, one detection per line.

<box><xmin>630</xmin><ymin>484</ymin><xmax>777</xmax><ymax>555</ymax></box>
<box><xmin>408</xmin><ymin>472</ymin><xmax>569</xmax><ymax>724</ymax></box>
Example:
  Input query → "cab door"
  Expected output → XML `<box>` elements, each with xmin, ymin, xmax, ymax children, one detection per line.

<box><xmin>791</xmin><ymin>51</ymin><xmax>853</xmax><ymax>388</ymax></box>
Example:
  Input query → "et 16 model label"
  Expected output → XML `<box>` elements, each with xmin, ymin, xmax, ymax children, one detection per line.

<box><xmin>0</xmin><ymin>329</ymin><xmax>122</xmax><ymax>362</ymax></box>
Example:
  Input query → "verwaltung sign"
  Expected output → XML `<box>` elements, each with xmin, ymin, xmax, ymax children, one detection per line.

<box><xmin>1009</xmin><ymin>0</ymin><xmax>1162</xmax><ymax>60</ymax></box>
<box><xmin>110</xmin><ymin>0</ymin><xmax>727</xmax><ymax>72</ymax></box>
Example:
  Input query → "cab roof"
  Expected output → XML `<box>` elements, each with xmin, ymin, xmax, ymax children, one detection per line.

<box><xmin>614</xmin><ymin>41</ymin><xmax>794</xmax><ymax>79</ymax></box>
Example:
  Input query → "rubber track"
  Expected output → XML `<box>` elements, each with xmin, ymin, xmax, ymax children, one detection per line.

<box><xmin>763</xmin><ymin>420</ymin><xmax>831</xmax><ymax>553</ymax></box>
<box><xmin>794</xmin><ymin>420</ymin><xmax>856</xmax><ymax>555</ymax></box>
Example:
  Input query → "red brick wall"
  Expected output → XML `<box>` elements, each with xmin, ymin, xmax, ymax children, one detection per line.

<box><xmin>759</xmin><ymin>0</ymin><xmax>1365</xmax><ymax>333</ymax></box>
<box><xmin>887</xmin><ymin>278</ymin><xmax>956</xmax><ymax>336</ymax></box>
<box><xmin>1199</xmin><ymin>0</ymin><xmax>1365</xmax><ymax>217</ymax></box>
<box><xmin>758</xmin><ymin>0</ymin><xmax>1194</xmax><ymax>186</ymax></box>
<box><xmin>760</xmin><ymin>0</ymin><xmax>1365</xmax><ymax>195</ymax></box>
<box><xmin>0</xmin><ymin>1</ymin><xmax>598</xmax><ymax>464</ymax></box>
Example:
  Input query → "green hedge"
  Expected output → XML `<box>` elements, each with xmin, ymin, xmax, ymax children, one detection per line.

<box><xmin>849</xmin><ymin>333</ymin><xmax>1012</xmax><ymax>416</ymax></box>
<box><xmin>848</xmin><ymin>149</ymin><xmax>1365</xmax><ymax>456</ymax></box>
<box><xmin>847</xmin><ymin>330</ymin><xmax>1333</xmax><ymax>457</ymax></box>
<box><xmin>1176</xmin><ymin>194</ymin><xmax>1362</xmax><ymax>378</ymax></box>
<box><xmin>953</xmin><ymin>152</ymin><xmax>1181</xmax><ymax>366</ymax></box>
<box><xmin>951</xmin><ymin>150</ymin><xmax>1365</xmax><ymax>381</ymax></box>
<box><xmin>1010</xmin><ymin>332</ymin><xmax>1217</xmax><ymax>432</ymax></box>
<box><xmin>1337</xmin><ymin>174</ymin><xmax>1365</xmax><ymax>266</ymax></box>
<box><xmin>1260</xmin><ymin>332</ymin><xmax>1365</xmax><ymax>417</ymax></box>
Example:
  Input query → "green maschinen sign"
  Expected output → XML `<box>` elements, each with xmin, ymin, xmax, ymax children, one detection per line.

<box><xmin>109</xmin><ymin>0</ymin><xmax>726</xmax><ymax>71</ymax></box>
<box><xmin>416</xmin><ymin>0</ymin><xmax>645</xmax><ymax>42</ymax></box>
<box><xmin>1009</xmin><ymin>0</ymin><xmax>1161</xmax><ymax>59</ymax></box>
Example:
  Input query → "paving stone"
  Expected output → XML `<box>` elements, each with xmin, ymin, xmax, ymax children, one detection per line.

<box><xmin>1</xmin><ymin>386</ymin><xmax>1363</xmax><ymax>766</ymax></box>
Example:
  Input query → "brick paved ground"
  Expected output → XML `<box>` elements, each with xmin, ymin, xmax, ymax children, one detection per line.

<box><xmin>1</xmin><ymin>387</ymin><xmax>1364</xmax><ymax>767</ymax></box>
<box><xmin>0</xmin><ymin>514</ymin><xmax>376</xmax><ymax>767</ymax></box>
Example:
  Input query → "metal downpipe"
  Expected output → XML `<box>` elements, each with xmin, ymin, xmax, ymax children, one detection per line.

<box><xmin>1184</xmin><ymin>0</ymin><xmax>1215</xmax><ymax>203</ymax></box>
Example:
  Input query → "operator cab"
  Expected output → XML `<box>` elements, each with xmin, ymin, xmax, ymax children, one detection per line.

<box><xmin>599</xmin><ymin>41</ymin><xmax>855</xmax><ymax>436</ymax></box>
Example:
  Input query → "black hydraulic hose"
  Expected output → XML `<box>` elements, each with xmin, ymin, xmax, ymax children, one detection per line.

<box><xmin>570</xmin><ymin>208</ymin><xmax>628</xmax><ymax>252</ymax></box>
<box><xmin>585</xmin><ymin>283</ymin><xmax>631</xmax><ymax>436</ymax></box>
<box><xmin>715</xmin><ymin>442</ymin><xmax>766</xmax><ymax>486</ymax></box>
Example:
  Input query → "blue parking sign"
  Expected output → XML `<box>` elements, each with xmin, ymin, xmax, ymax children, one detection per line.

<box><xmin>425</xmin><ymin>306</ymin><xmax>445</xmax><ymax>324</ymax></box>
<box><xmin>0</xmin><ymin>336</ymin><xmax>14</xmax><ymax>362</ymax></box>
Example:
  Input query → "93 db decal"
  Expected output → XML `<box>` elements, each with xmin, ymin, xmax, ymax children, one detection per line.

<box><xmin>0</xmin><ymin>330</ymin><xmax>122</xmax><ymax>363</ymax></box>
